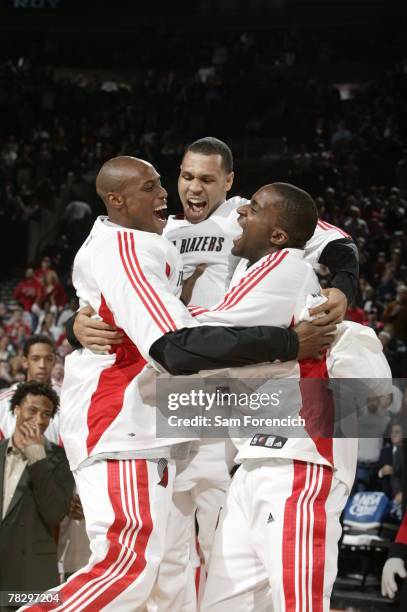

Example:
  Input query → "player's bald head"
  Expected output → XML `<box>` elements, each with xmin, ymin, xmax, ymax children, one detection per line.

<box><xmin>94</xmin><ymin>156</ymin><xmax>168</xmax><ymax>233</ymax></box>
<box><xmin>260</xmin><ymin>183</ymin><xmax>318</xmax><ymax>248</ymax></box>
<box><xmin>96</xmin><ymin>156</ymin><xmax>153</xmax><ymax>204</ymax></box>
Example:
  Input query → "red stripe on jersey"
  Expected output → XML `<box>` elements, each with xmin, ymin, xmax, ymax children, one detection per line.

<box><xmin>128</xmin><ymin>233</ymin><xmax>178</xmax><ymax>332</ymax></box>
<box><xmin>91</xmin><ymin>460</ymin><xmax>153</xmax><ymax>610</ymax></box>
<box><xmin>33</xmin><ymin>460</ymin><xmax>153</xmax><ymax>611</ymax></box>
<box><xmin>214</xmin><ymin>250</ymin><xmax>289</xmax><ymax>312</ymax></box>
<box><xmin>165</xmin><ymin>262</ymin><xmax>171</xmax><ymax>278</ymax></box>
<box><xmin>0</xmin><ymin>429</ymin><xmax>4</xmax><ymax>441</ymax></box>
<box><xmin>299</xmin><ymin>355</ymin><xmax>334</xmax><ymax>466</ymax></box>
<box><xmin>85</xmin><ymin>296</ymin><xmax>146</xmax><ymax>456</ymax></box>
<box><xmin>311</xmin><ymin>465</ymin><xmax>332</xmax><ymax>612</ymax></box>
<box><xmin>188</xmin><ymin>307</ymin><xmax>209</xmax><ymax>317</ymax></box>
<box><xmin>282</xmin><ymin>460</ymin><xmax>308</xmax><ymax>610</ymax></box>
<box><xmin>118</xmin><ymin>232</ymin><xmax>169</xmax><ymax>335</ymax></box>
<box><xmin>213</xmin><ymin>251</ymin><xmax>281</xmax><ymax>311</ymax></box>
<box><xmin>282</xmin><ymin>462</ymin><xmax>332</xmax><ymax>612</ymax></box>
<box><xmin>317</xmin><ymin>219</ymin><xmax>349</xmax><ymax>239</ymax></box>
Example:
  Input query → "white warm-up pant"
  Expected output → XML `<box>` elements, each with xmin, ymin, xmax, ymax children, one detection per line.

<box><xmin>201</xmin><ymin>458</ymin><xmax>349</xmax><ymax>612</ymax></box>
<box><xmin>24</xmin><ymin>458</ymin><xmax>175</xmax><ymax>612</ymax></box>
<box><xmin>147</xmin><ymin>440</ymin><xmax>235</xmax><ymax>612</ymax></box>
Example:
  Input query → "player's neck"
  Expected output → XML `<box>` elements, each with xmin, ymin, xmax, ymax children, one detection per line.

<box><xmin>247</xmin><ymin>246</ymin><xmax>280</xmax><ymax>267</ymax></box>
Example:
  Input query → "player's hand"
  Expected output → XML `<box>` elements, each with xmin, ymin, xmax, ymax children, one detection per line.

<box><xmin>74</xmin><ymin>305</ymin><xmax>123</xmax><ymax>351</ymax></box>
<box><xmin>381</xmin><ymin>557</ymin><xmax>407</xmax><ymax>598</ymax></box>
<box><xmin>180</xmin><ymin>264</ymin><xmax>207</xmax><ymax>305</ymax></box>
<box><xmin>294</xmin><ymin>321</ymin><xmax>336</xmax><ymax>360</ymax></box>
<box><xmin>68</xmin><ymin>494</ymin><xmax>85</xmax><ymax>520</ymax></box>
<box><xmin>309</xmin><ymin>288</ymin><xmax>347</xmax><ymax>325</ymax></box>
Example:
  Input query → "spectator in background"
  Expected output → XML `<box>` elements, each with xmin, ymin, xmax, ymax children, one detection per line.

<box><xmin>379</xmin><ymin>329</ymin><xmax>407</xmax><ymax>378</ymax></box>
<box><xmin>41</xmin><ymin>270</ymin><xmax>68</xmax><ymax>309</ymax></box>
<box><xmin>13</xmin><ymin>267</ymin><xmax>43</xmax><ymax>312</ymax></box>
<box><xmin>4</xmin><ymin>308</ymin><xmax>31</xmax><ymax>346</ymax></box>
<box><xmin>378</xmin><ymin>420</ymin><xmax>404</xmax><ymax>504</ymax></box>
<box><xmin>0</xmin><ymin>381</ymin><xmax>73</xmax><ymax>599</ymax></box>
<box><xmin>345</xmin><ymin>302</ymin><xmax>367</xmax><ymax>324</ymax></box>
<box><xmin>0</xmin><ymin>334</ymin><xmax>59</xmax><ymax>443</ymax></box>
<box><xmin>383</xmin><ymin>285</ymin><xmax>407</xmax><ymax>342</ymax></box>
<box><xmin>35</xmin><ymin>311</ymin><xmax>63</xmax><ymax>344</ymax></box>
<box><xmin>354</xmin><ymin>395</ymin><xmax>392</xmax><ymax>493</ymax></box>
<box><xmin>34</xmin><ymin>256</ymin><xmax>54</xmax><ymax>284</ymax></box>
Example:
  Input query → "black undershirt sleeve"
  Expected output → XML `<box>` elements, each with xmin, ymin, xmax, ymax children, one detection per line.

<box><xmin>65</xmin><ymin>313</ymin><xmax>82</xmax><ymax>350</ymax></box>
<box><xmin>318</xmin><ymin>238</ymin><xmax>359</xmax><ymax>305</ymax></box>
<box><xmin>65</xmin><ymin>314</ymin><xmax>299</xmax><ymax>375</ymax></box>
<box><xmin>149</xmin><ymin>325</ymin><xmax>299</xmax><ymax>375</ymax></box>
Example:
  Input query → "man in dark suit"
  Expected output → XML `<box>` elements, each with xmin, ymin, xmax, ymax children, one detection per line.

<box><xmin>0</xmin><ymin>381</ymin><xmax>74</xmax><ymax>609</ymax></box>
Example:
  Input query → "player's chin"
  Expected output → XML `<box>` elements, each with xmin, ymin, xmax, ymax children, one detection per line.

<box><xmin>153</xmin><ymin>216</ymin><xmax>168</xmax><ymax>234</ymax></box>
<box><xmin>232</xmin><ymin>234</ymin><xmax>244</xmax><ymax>257</ymax></box>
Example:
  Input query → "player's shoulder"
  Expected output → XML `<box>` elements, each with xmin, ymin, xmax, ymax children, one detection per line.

<box><xmin>311</xmin><ymin>219</ymin><xmax>350</xmax><ymax>240</ymax></box>
<box><xmin>214</xmin><ymin>196</ymin><xmax>248</xmax><ymax>219</ymax></box>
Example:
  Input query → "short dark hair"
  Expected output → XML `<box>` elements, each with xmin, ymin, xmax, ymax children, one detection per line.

<box><xmin>23</xmin><ymin>334</ymin><xmax>56</xmax><ymax>358</ymax></box>
<box><xmin>184</xmin><ymin>137</ymin><xmax>233</xmax><ymax>174</ymax></box>
<box><xmin>10</xmin><ymin>380</ymin><xmax>59</xmax><ymax>417</ymax></box>
<box><xmin>271</xmin><ymin>183</ymin><xmax>318</xmax><ymax>249</ymax></box>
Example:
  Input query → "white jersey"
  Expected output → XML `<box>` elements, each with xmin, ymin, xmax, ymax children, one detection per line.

<box><xmin>0</xmin><ymin>381</ymin><xmax>61</xmax><ymax>444</ymax></box>
<box><xmin>165</xmin><ymin>196</ymin><xmax>352</xmax><ymax>308</ymax></box>
<box><xmin>187</xmin><ymin>249</ymin><xmax>364</xmax><ymax>492</ymax></box>
<box><xmin>305</xmin><ymin>219</ymin><xmax>351</xmax><ymax>267</ymax></box>
<box><xmin>164</xmin><ymin>197</ymin><xmax>245</xmax><ymax>307</ymax></box>
<box><xmin>61</xmin><ymin>216</ymin><xmax>198</xmax><ymax>471</ymax></box>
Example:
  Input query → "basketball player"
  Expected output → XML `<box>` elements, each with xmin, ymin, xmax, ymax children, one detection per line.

<box><xmin>70</xmin><ymin>139</ymin><xmax>359</xmax><ymax>610</ymax></box>
<box><xmin>24</xmin><ymin>158</ymin><xmax>334</xmax><ymax>612</ymax></box>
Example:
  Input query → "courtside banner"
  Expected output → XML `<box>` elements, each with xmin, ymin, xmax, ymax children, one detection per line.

<box><xmin>152</xmin><ymin>375</ymin><xmax>406</xmax><ymax>438</ymax></box>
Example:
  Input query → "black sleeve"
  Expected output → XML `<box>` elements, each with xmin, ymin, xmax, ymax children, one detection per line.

<box><xmin>318</xmin><ymin>238</ymin><xmax>359</xmax><ymax>305</ymax></box>
<box><xmin>65</xmin><ymin>312</ymin><xmax>82</xmax><ymax>350</ymax></box>
<box><xmin>388</xmin><ymin>542</ymin><xmax>407</xmax><ymax>562</ymax></box>
<box><xmin>149</xmin><ymin>325</ymin><xmax>299</xmax><ymax>375</ymax></box>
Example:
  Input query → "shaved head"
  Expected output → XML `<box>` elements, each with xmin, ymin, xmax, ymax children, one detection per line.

<box><xmin>94</xmin><ymin>155</ymin><xmax>168</xmax><ymax>233</ymax></box>
<box><xmin>96</xmin><ymin>156</ymin><xmax>153</xmax><ymax>205</ymax></box>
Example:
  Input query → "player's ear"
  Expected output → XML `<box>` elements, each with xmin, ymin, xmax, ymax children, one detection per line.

<box><xmin>225</xmin><ymin>171</ymin><xmax>234</xmax><ymax>193</ymax></box>
<box><xmin>106</xmin><ymin>192</ymin><xmax>124</xmax><ymax>209</ymax></box>
<box><xmin>270</xmin><ymin>226</ymin><xmax>288</xmax><ymax>246</ymax></box>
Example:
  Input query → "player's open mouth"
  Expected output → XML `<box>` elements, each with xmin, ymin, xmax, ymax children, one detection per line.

<box><xmin>154</xmin><ymin>205</ymin><xmax>168</xmax><ymax>221</ymax></box>
<box><xmin>187</xmin><ymin>199</ymin><xmax>207</xmax><ymax>215</ymax></box>
<box><xmin>233</xmin><ymin>232</ymin><xmax>244</xmax><ymax>247</ymax></box>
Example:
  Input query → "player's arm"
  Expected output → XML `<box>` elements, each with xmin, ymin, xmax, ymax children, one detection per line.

<box><xmin>66</xmin><ymin>297</ymin><xmax>334</xmax><ymax>373</ymax></box>
<box><xmin>149</xmin><ymin>321</ymin><xmax>335</xmax><ymax>374</ymax></box>
<box><xmin>65</xmin><ymin>305</ymin><xmax>335</xmax><ymax>374</ymax></box>
<box><xmin>310</xmin><ymin>237</ymin><xmax>359</xmax><ymax>324</ymax></box>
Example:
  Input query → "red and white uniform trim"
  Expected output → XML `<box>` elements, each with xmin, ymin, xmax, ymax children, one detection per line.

<box><xmin>60</xmin><ymin>217</ymin><xmax>198</xmax><ymax>471</ymax></box>
<box><xmin>23</xmin><ymin>459</ymin><xmax>175</xmax><ymax>612</ymax></box>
